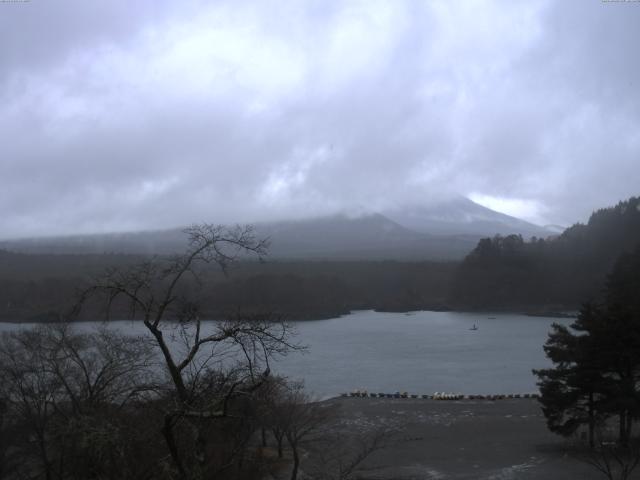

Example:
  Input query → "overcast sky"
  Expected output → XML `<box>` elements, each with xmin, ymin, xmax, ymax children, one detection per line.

<box><xmin>1</xmin><ymin>0</ymin><xmax>639</xmax><ymax>239</ymax></box>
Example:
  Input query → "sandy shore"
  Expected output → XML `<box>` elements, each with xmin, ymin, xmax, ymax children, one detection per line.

<box><xmin>315</xmin><ymin>397</ymin><xmax>601</xmax><ymax>479</ymax></box>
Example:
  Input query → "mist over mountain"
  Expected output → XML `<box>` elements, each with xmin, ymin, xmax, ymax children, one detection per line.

<box><xmin>382</xmin><ymin>196</ymin><xmax>556</xmax><ymax>238</ymax></box>
<box><xmin>0</xmin><ymin>195</ymin><xmax>636</xmax><ymax>322</ymax></box>
<box><xmin>0</xmin><ymin>198</ymin><xmax>554</xmax><ymax>260</ymax></box>
<box><xmin>254</xmin><ymin>213</ymin><xmax>474</xmax><ymax>260</ymax></box>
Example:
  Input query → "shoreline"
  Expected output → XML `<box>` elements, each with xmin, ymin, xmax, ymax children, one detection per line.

<box><xmin>0</xmin><ymin>307</ymin><xmax>578</xmax><ymax>324</ymax></box>
<box><xmin>337</xmin><ymin>391</ymin><xmax>540</xmax><ymax>400</ymax></box>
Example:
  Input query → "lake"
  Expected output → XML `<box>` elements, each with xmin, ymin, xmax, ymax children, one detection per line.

<box><xmin>0</xmin><ymin>310</ymin><xmax>570</xmax><ymax>398</ymax></box>
<box><xmin>273</xmin><ymin>310</ymin><xmax>571</xmax><ymax>398</ymax></box>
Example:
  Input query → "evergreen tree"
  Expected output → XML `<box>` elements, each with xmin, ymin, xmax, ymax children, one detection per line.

<box><xmin>534</xmin><ymin>303</ymin><xmax>606</xmax><ymax>447</ymax></box>
<box><xmin>598</xmin><ymin>247</ymin><xmax>640</xmax><ymax>444</ymax></box>
<box><xmin>534</xmin><ymin>246</ymin><xmax>640</xmax><ymax>446</ymax></box>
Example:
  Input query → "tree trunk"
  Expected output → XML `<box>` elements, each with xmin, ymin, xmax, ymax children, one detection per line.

<box><xmin>36</xmin><ymin>433</ymin><xmax>52</xmax><ymax>480</ymax></box>
<box><xmin>145</xmin><ymin>324</ymin><xmax>188</xmax><ymax>401</ymax></box>
<box><xmin>273</xmin><ymin>430</ymin><xmax>284</xmax><ymax>458</ymax></box>
<box><xmin>162</xmin><ymin>414</ymin><xmax>187</xmax><ymax>479</ymax></box>
<box><xmin>261</xmin><ymin>427</ymin><xmax>267</xmax><ymax>447</ymax></box>
<box><xmin>290</xmin><ymin>443</ymin><xmax>300</xmax><ymax>480</ymax></box>
<box><xmin>588</xmin><ymin>392</ymin><xmax>595</xmax><ymax>448</ymax></box>
<box><xmin>619</xmin><ymin>410</ymin><xmax>629</xmax><ymax>446</ymax></box>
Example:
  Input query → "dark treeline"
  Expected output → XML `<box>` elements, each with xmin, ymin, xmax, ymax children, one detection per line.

<box><xmin>206</xmin><ymin>260</ymin><xmax>455</xmax><ymax>319</ymax></box>
<box><xmin>0</xmin><ymin>252</ymin><xmax>146</xmax><ymax>322</ymax></box>
<box><xmin>2</xmin><ymin>196</ymin><xmax>639</xmax><ymax>322</ymax></box>
<box><xmin>0</xmin><ymin>251</ymin><xmax>456</xmax><ymax>322</ymax></box>
<box><xmin>451</xmin><ymin>196</ymin><xmax>640</xmax><ymax>311</ymax></box>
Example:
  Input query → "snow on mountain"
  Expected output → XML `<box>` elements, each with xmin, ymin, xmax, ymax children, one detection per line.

<box><xmin>0</xmin><ymin>197</ymin><xmax>557</xmax><ymax>260</ymax></box>
<box><xmin>382</xmin><ymin>196</ymin><xmax>557</xmax><ymax>238</ymax></box>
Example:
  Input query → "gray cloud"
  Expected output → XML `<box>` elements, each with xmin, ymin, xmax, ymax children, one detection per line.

<box><xmin>1</xmin><ymin>0</ymin><xmax>639</xmax><ymax>238</ymax></box>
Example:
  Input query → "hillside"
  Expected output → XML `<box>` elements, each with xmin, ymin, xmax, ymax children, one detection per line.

<box><xmin>451</xmin><ymin>196</ymin><xmax>640</xmax><ymax>311</ymax></box>
<box><xmin>0</xmin><ymin>197</ymin><xmax>636</xmax><ymax>322</ymax></box>
<box><xmin>0</xmin><ymin>197</ymin><xmax>553</xmax><ymax>261</ymax></box>
<box><xmin>253</xmin><ymin>213</ymin><xmax>477</xmax><ymax>260</ymax></box>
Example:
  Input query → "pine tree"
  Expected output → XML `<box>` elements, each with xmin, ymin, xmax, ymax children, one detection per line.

<box><xmin>534</xmin><ymin>303</ymin><xmax>606</xmax><ymax>447</ymax></box>
<box><xmin>534</xmin><ymin>246</ymin><xmax>640</xmax><ymax>446</ymax></box>
<box><xmin>598</xmin><ymin>247</ymin><xmax>640</xmax><ymax>445</ymax></box>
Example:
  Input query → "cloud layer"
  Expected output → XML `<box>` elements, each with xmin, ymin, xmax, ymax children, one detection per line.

<box><xmin>1</xmin><ymin>0</ymin><xmax>639</xmax><ymax>238</ymax></box>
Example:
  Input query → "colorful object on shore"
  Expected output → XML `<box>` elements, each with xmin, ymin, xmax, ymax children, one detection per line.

<box><xmin>434</xmin><ymin>392</ymin><xmax>464</xmax><ymax>400</ymax></box>
<box><xmin>342</xmin><ymin>391</ymin><xmax>540</xmax><ymax>400</ymax></box>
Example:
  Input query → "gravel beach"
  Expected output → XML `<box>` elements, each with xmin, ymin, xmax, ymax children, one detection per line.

<box><xmin>315</xmin><ymin>397</ymin><xmax>602</xmax><ymax>480</ymax></box>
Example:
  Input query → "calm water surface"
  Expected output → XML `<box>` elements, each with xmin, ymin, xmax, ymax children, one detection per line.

<box><xmin>1</xmin><ymin>310</ymin><xmax>570</xmax><ymax>398</ymax></box>
<box><xmin>276</xmin><ymin>310</ymin><xmax>570</xmax><ymax>397</ymax></box>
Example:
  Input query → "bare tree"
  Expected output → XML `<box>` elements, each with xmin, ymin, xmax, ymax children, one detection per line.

<box><xmin>264</xmin><ymin>382</ymin><xmax>392</xmax><ymax>480</ymax></box>
<box><xmin>0</xmin><ymin>328</ymin><xmax>61</xmax><ymax>480</ymax></box>
<box><xmin>255</xmin><ymin>375</ymin><xmax>290</xmax><ymax>458</ymax></box>
<box><xmin>0</xmin><ymin>324</ymin><xmax>157</xmax><ymax>480</ymax></box>
<box><xmin>272</xmin><ymin>383</ymin><xmax>335</xmax><ymax>480</ymax></box>
<box><xmin>310</xmin><ymin>428</ymin><xmax>395</xmax><ymax>480</ymax></box>
<box><xmin>0</xmin><ymin>394</ymin><xmax>13</xmax><ymax>479</ymax></box>
<box><xmin>578</xmin><ymin>435</ymin><xmax>640</xmax><ymax>480</ymax></box>
<box><xmin>75</xmin><ymin>223</ymin><xmax>300</xmax><ymax>478</ymax></box>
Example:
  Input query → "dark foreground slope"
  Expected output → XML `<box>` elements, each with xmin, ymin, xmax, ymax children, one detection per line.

<box><xmin>289</xmin><ymin>397</ymin><xmax>600</xmax><ymax>480</ymax></box>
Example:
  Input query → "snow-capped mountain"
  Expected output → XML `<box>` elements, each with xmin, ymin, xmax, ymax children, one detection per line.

<box><xmin>383</xmin><ymin>196</ymin><xmax>559</xmax><ymax>238</ymax></box>
<box><xmin>0</xmin><ymin>197</ymin><xmax>559</xmax><ymax>260</ymax></box>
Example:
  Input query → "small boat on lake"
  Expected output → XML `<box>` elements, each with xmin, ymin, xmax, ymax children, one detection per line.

<box><xmin>470</xmin><ymin>324</ymin><xmax>478</xmax><ymax>331</ymax></box>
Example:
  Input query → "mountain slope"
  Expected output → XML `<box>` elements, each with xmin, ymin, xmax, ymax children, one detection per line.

<box><xmin>254</xmin><ymin>213</ymin><xmax>476</xmax><ymax>260</ymax></box>
<box><xmin>0</xmin><ymin>198</ymin><xmax>552</xmax><ymax>260</ymax></box>
<box><xmin>0</xmin><ymin>213</ymin><xmax>477</xmax><ymax>260</ymax></box>
<box><xmin>383</xmin><ymin>196</ymin><xmax>556</xmax><ymax>237</ymax></box>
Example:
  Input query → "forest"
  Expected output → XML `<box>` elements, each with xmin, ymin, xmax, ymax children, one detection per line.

<box><xmin>1</xmin><ymin>196</ymin><xmax>639</xmax><ymax>323</ymax></box>
<box><xmin>451</xmin><ymin>196</ymin><xmax>640</xmax><ymax>311</ymax></box>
